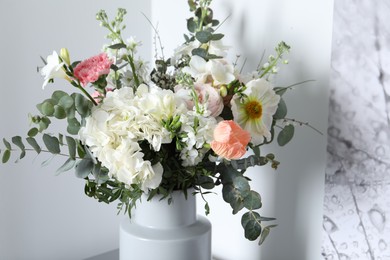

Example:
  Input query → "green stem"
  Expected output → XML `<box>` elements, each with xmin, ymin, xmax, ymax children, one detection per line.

<box><xmin>259</xmin><ymin>53</ymin><xmax>282</xmax><ymax>78</ymax></box>
<box><xmin>77</xmin><ymin>84</ymin><xmax>98</xmax><ymax>106</ymax></box>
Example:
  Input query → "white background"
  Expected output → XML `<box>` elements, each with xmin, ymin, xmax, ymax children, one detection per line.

<box><xmin>0</xmin><ymin>0</ymin><xmax>333</xmax><ymax>259</ymax></box>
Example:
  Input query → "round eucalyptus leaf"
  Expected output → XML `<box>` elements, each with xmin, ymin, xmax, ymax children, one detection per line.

<box><xmin>54</xmin><ymin>105</ymin><xmax>66</xmax><ymax>119</ymax></box>
<box><xmin>277</xmin><ymin>124</ymin><xmax>295</xmax><ymax>146</ymax></box>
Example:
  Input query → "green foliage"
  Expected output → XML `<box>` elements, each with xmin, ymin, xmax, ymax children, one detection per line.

<box><xmin>277</xmin><ymin>124</ymin><xmax>295</xmax><ymax>146</ymax></box>
<box><xmin>217</xmin><ymin>162</ymin><xmax>277</xmax><ymax>244</ymax></box>
<box><xmin>273</xmin><ymin>98</ymin><xmax>287</xmax><ymax>119</ymax></box>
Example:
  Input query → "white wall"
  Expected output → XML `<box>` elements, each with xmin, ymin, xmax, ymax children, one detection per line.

<box><xmin>151</xmin><ymin>0</ymin><xmax>333</xmax><ymax>259</ymax></box>
<box><xmin>0</xmin><ymin>1</ymin><xmax>151</xmax><ymax>259</ymax></box>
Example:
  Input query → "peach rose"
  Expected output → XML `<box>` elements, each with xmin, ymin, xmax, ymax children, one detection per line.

<box><xmin>210</xmin><ymin>120</ymin><xmax>251</xmax><ymax>160</ymax></box>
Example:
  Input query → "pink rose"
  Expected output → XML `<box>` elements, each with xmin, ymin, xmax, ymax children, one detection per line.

<box><xmin>74</xmin><ymin>53</ymin><xmax>112</xmax><ymax>86</ymax></box>
<box><xmin>195</xmin><ymin>83</ymin><xmax>224</xmax><ymax>117</ymax></box>
<box><xmin>174</xmin><ymin>83</ymin><xmax>224</xmax><ymax>117</ymax></box>
<box><xmin>211</xmin><ymin>120</ymin><xmax>251</xmax><ymax>160</ymax></box>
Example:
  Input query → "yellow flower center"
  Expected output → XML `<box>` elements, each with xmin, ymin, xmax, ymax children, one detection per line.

<box><xmin>244</xmin><ymin>100</ymin><xmax>262</xmax><ymax>119</ymax></box>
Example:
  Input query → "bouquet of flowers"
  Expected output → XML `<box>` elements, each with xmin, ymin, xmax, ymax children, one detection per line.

<box><xmin>0</xmin><ymin>0</ymin><xmax>305</xmax><ymax>245</ymax></box>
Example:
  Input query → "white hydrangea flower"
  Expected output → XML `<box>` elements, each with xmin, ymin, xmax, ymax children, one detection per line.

<box><xmin>78</xmin><ymin>87</ymin><xmax>183</xmax><ymax>190</ymax></box>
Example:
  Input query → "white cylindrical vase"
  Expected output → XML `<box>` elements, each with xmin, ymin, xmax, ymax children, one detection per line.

<box><xmin>120</xmin><ymin>189</ymin><xmax>212</xmax><ymax>260</ymax></box>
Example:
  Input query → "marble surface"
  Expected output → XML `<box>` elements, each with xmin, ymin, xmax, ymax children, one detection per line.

<box><xmin>322</xmin><ymin>0</ymin><xmax>390</xmax><ymax>259</ymax></box>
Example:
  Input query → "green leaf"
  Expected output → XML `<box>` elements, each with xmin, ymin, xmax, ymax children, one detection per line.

<box><xmin>233</xmin><ymin>176</ymin><xmax>250</xmax><ymax>191</ymax></box>
<box><xmin>38</xmin><ymin>117</ymin><xmax>51</xmax><ymax>132</ymax></box>
<box><xmin>54</xmin><ymin>105</ymin><xmax>66</xmax><ymax>119</ymax></box>
<box><xmin>195</xmin><ymin>30</ymin><xmax>212</xmax><ymax>43</ymax></box>
<box><xmin>26</xmin><ymin>137</ymin><xmax>41</xmax><ymax>154</ymax></box>
<box><xmin>27</xmin><ymin>128</ymin><xmax>39</xmax><ymax>137</ymax></box>
<box><xmin>274</xmin><ymin>87</ymin><xmax>288</xmax><ymax>96</ymax></box>
<box><xmin>42</xmin><ymin>134</ymin><xmax>60</xmax><ymax>154</ymax></box>
<box><xmin>277</xmin><ymin>124</ymin><xmax>295</xmax><ymax>146</ymax></box>
<box><xmin>259</xmin><ymin>216</ymin><xmax>276</xmax><ymax>221</ymax></box>
<box><xmin>192</xmin><ymin>48</ymin><xmax>208</xmax><ymax>59</ymax></box>
<box><xmin>258</xmin><ymin>225</ymin><xmax>277</xmax><ymax>245</ymax></box>
<box><xmin>67</xmin><ymin>117</ymin><xmax>81</xmax><ymax>135</ymax></box>
<box><xmin>66</xmin><ymin>136</ymin><xmax>77</xmax><ymax>160</ymax></box>
<box><xmin>273</xmin><ymin>98</ymin><xmax>287</xmax><ymax>119</ymax></box>
<box><xmin>58</xmin><ymin>95</ymin><xmax>74</xmax><ymax>109</ymax></box>
<box><xmin>12</xmin><ymin>136</ymin><xmax>26</xmax><ymax>159</ymax></box>
<box><xmin>56</xmin><ymin>158</ymin><xmax>76</xmax><ymax>175</ymax></box>
<box><xmin>2</xmin><ymin>149</ymin><xmax>11</xmax><ymax>163</ymax></box>
<box><xmin>243</xmin><ymin>191</ymin><xmax>262</xmax><ymax>210</ymax></box>
<box><xmin>210</xmin><ymin>33</ymin><xmax>224</xmax><ymax>41</ymax></box>
<box><xmin>58</xmin><ymin>134</ymin><xmax>64</xmax><ymax>145</ymax></box>
<box><xmin>204</xmin><ymin>202</ymin><xmax>210</xmax><ymax>216</ymax></box>
<box><xmin>40</xmin><ymin>100</ymin><xmax>55</xmax><ymax>116</ymax></box>
<box><xmin>3</xmin><ymin>138</ymin><xmax>11</xmax><ymax>150</ymax></box>
<box><xmin>107</xmin><ymin>43</ymin><xmax>127</xmax><ymax>49</ymax></box>
<box><xmin>252</xmin><ymin>146</ymin><xmax>260</xmax><ymax>157</ymax></box>
<box><xmin>41</xmin><ymin>155</ymin><xmax>55</xmax><ymax>167</ymax></box>
<box><xmin>77</xmin><ymin>143</ymin><xmax>86</xmax><ymax>159</ymax></box>
<box><xmin>242</xmin><ymin>212</ymin><xmax>262</xmax><ymax>241</ymax></box>
<box><xmin>73</xmin><ymin>93</ymin><xmax>90</xmax><ymax>117</ymax></box>
<box><xmin>187</xmin><ymin>18</ymin><xmax>197</xmax><ymax>33</ymax></box>
<box><xmin>51</xmin><ymin>90</ymin><xmax>68</xmax><ymax>103</ymax></box>
<box><xmin>75</xmin><ymin>158</ymin><xmax>94</xmax><ymax>178</ymax></box>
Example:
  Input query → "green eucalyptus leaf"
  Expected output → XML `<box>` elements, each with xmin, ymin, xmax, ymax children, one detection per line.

<box><xmin>38</xmin><ymin>117</ymin><xmax>51</xmax><ymax>132</ymax></box>
<box><xmin>65</xmin><ymin>104</ymin><xmax>76</xmax><ymax>119</ymax></box>
<box><xmin>258</xmin><ymin>225</ymin><xmax>277</xmax><ymax>245</ymax></box>
<box><xmin>187</xmin><ymin>18</ymin><xmax>197</xmax><ymax>33</ymax></box>
<box><xmin>40</xmin><ymin>100</ymin><xmax>55</xmax><ymax>116</ymax></box>
<box><xmin>42</xmin><ymin>134</ymin><xmax>60</xmax><ymax>154</ymax></box>
<box><xmin>204</xmin><ymin>202</ymin><xmax>210</xmax><ymax>216</ymax></box>
<box><xmin>58</xmin><ymin>134</ymin><xmax>64</xmax><ymax>145</ymax></box>
<box><xmin>41</xmin><ymin>155</ymin><xmax>55</xmax><ymax>167</ymax></box>
<box><xmin>72</xmin><ymin>93</ymin><xmax>90</xmax><ymax>117</ymax></box>
<box><xmin>58</xmin><ymin>95</ymin><xmax>74</xmax><ymax>109</ymax></box>
<box><xmin>67</xmin><ymin>118</ymin><xmax>81</xmax><ymax>135</ymax></box>
<box><xmin>26</xmin><ymin>137</ymin><xmax>41</xmax><ymax>154</ymax></box>
<box><xmin>231</xmin><ymin>196</ymin><xmax>245</xmax><ymax>214</ymax></box>
<box><xmin>195</xmin><ymin>30</ymin><xmax>212</xmax><ymax>43</ymax></box>
<box><xmin>277</xmin><ymin>124</ymin><xmax>295</xmax><ymax>146</ymax></box>
<box><xmin>252</xmin><ymin>146</ymin><xmax>260</xmax><ymax>157</ymax></box>
<box><xmin>107</xmin><ymin>43</ymin><xmax>127</xmax><ymax>49</ymax></box>
<box><xmin>27</xmin><ymin>128</ymin><xmax>39</xmax><ymax>137</ymax></box>
<box><xmin>75</xmin><ymin>158</ymin><xmax>94</xmax><ymax>178</ymax></box>
<box><xmin>77</xmin><ymin>143</ymin><xmax>86</xmax><ymax>159</ymax></box>
<box><xmin>12</xmin><ymin>136</ymin><xmax>26</xmax><ymax>159</ymax></box>
<box><xmin>2</xmin><ymin>149</ymin><xmax>11</xmax><ymax>163</ymax></box>
<box><xmin>3</xmin><ymin>138</ymin><xmax>11</xmax><ymax>150</ymax></box>
<box><xmin>51</xmin><ymin>90</ymin><xmax>68</xmax><ymax>103</ymax></box>
<box><xmin>273</xmin><ymin>98</ymin><xmax>287</xmax><ymax>119</ymax></box>
<box><xmin>66</xmin><ymin>136</ymin><xmax>77</xmax><ymax>160</ymax></box>
<box><xmin>242</xmin><ymin>212</ymin><xmax>262</xmax><ymax>241</ymax></box>
<box><xmin>222</xmin><ymin>184</ymin><xmax>235</xmax><ymax>203</ymax></box>
<box><xmin>192</xmin><ymin>48</ymin><xmax>208</xmax><ymax>59</ymax></box>
<box><xmin>54</xmin><ymin>105</ymin><xmax>66</xmax><ymax>119</ymax></box>
<box><xmin>259</xmin><ymin>227</ymin><xmax>270</xmax><ymax>245</ymax></box>
<box><xmin>56</xmin><ymin>158</ymin><xmax>76</xmax><ymax>175</ymax></box>
<box><xmin>210</xmin><ymin>33</ymin><xmax>224</xmax><ymax>41</ymax></box>
<box><xmin>260</xmin><ymin>216</ymin><xmax>276</xmax><ymax>221</ymax></box>
<box><xmin>233</xmin><ymin>176</ymin><xmax>250</xmax><ymax>192</ymax></box>
<box><xmin>243</xmin><ymin>191</ymin><xmax>262</xmax><ymax>210</ymax></box>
